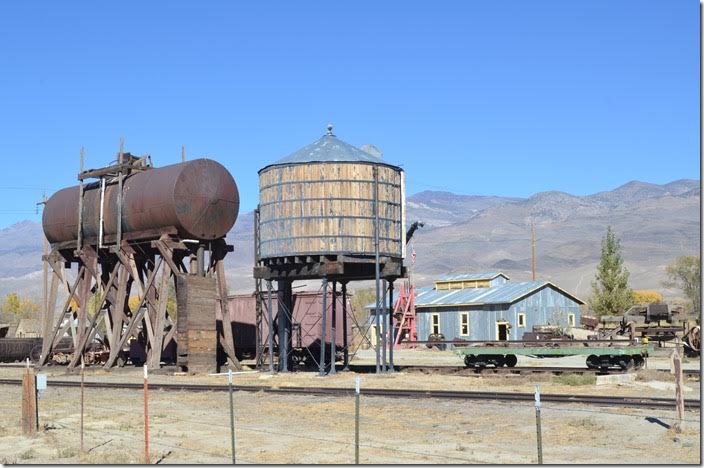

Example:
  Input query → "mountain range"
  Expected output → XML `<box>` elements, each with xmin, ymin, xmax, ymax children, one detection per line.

<box><xmin>0</xmin><ymin>179</ymin><xmax>699</xmax><ymax>304</ymax></box>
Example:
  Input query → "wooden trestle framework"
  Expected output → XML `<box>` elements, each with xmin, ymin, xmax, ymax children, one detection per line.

<box><xmin>39</xmin><ymin>153</ymin><xmax>240</xmax><ymax>372</ymax></box>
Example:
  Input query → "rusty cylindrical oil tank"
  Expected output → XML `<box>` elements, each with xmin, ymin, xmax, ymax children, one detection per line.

<box><xmin>258</xmin><ymin>127</ymin><xmax>405</xmax><ymax>259</ymax></box>
<box><xmin>43</xmin><ymin>158</ymin><xmax>239</xmax><ymax>244</ymax></box>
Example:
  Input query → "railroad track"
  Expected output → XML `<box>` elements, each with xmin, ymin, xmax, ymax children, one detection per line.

<box><xmin>348</xmin><ymin>364</ymin><xmax>701</xmax><ymax>377</ymax></box>
<box><xmin>0</xmin><ymin>362</ymin><xmax>699</xmax><ymax>378</ymax></box>
<box><xmin>0</xmin><ymin>378</ymin><xmax>698</xmax><ymax>410</ymax></box>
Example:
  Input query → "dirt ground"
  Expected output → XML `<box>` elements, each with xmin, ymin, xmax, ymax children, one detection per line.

<box><xmin>0</xmin><ymin>355</ymin><xmax>700</xmax><ymax>464</ymax></box>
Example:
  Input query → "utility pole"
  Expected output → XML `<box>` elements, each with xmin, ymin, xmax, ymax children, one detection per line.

<box><xmin>531</xmin><ymin>223</ymin><xmax>536</xmax><ymax>281</ymax></box>
<box><xmin>36</xmin><ymin>192</ymin><xmax>48</xmax><ymax>340</ymax></box>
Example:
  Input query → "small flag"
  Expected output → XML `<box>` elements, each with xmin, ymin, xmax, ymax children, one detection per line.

<box><xmin>411</xmin><ymin>243</ymin><xmax>416</xmax><ymax>265</ymax></box>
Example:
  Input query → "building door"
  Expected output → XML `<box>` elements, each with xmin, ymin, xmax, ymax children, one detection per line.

<box><xmin>496</xmin><ymin>321</ymin><xmax>510</xmax><ymax>341</ymax></box>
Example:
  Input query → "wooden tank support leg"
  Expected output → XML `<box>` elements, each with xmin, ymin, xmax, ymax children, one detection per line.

<box><xmin>104</xmin><ymin>257</ymin><xmax>163</xmax><ymax>368</ymax></box>
<box><xmin>68</xmin><ymin>268</ymin><xmax>119</xmax><ymax>370</ymax></box>
<box><xmin>342</xmin><ymin>282</ymin><xmax>349</xmax><ymax>371</ymax></box>
<box><xmin>266</xmin><ymin>280</ymin><xmax>275</xmax><ymax>372</ymax></box>
<box><xmin>105</xmin><ymin>263</ymin><xmax>130</xmax><ymax>367</ymax></box>
<box><xmin>147</xmin><ymin>263</ymin><xmax>171</xmax><ymax>369</ymax></box>
<box><xmin>330</xmin><ymin>281</ymin><xmax>337</xmax><ymax>375</ymax></box>
<box><xmin>73</xmin><ymin>260</ymin><xmax>95</xmax><ymax>365</ymax></box>
<box><xmin>39</xmin><ymin>254</ymin><xmax>63</xmax><ymax>367</ymax></box>
<box><xmin>388</xmin><ymin>280</ymin><xmax>394</xmax><ymax>372</ymax></box>
<box><xmin>319</xmin><ymin>277</ymin><xmax>328</xmax><ymax>376</ymax></box>
<box><xmin>277</xmin><ymin>280</ymin><xmax>292</xmax><ymax>372</ymax></box>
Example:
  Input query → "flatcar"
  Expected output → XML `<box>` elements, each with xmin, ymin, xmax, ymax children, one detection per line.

<box><xmin>455</xmin><ymin>341</ymin><xmax>653</xmax><ymax>370</ymax></box>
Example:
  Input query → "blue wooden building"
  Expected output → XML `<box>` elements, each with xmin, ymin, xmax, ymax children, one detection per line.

<box><xmin>368</xmin><ymin>272</ymin><xmax>583</xmax><ymax>345</ymax></box>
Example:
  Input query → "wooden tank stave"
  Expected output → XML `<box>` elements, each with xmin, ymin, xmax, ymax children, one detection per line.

<box><xmin>258</xmin><ymin>162</ymin><xmax>404</xmax><ymax>259</ymax></box>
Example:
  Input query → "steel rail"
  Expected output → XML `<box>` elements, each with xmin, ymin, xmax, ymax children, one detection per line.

<box><xmin>0</xmin><ymin>378</ymin><xmax>698</xmax><ymax>410</ymax></box>
<box><xmin>346</xmin><ymin>364</ymin><xmax>701</xmax><ymax>376</ymax></box>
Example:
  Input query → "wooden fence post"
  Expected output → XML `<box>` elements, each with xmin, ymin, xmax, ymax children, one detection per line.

<box><xmin>534</xmin><ymin>385</ymin><xmax>543</xmax><ymax>464</ymax></box>
<box><xmin>143</xmin><ymin>365</ymin><xmax>150</xmax><ymax>463</ymax></box>
<box><xmin>671</xmin><ymin>349</ymin><xmax>684</xmax><ymax>433</ymax></box>
<box><xmin>21</xmin><ymin>363</ymin><xmax>37</xmax><ymax>435</ymax></box>
<box><xmin>355</xmin><ymin>376</ymin><xmax>360</xmax><ymax>464</ymax></box>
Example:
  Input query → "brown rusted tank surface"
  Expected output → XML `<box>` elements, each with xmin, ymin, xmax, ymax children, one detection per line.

<box><xmin>43</xmin><ymin>158</ymin><xmax>239</xmax><ymax>244</ymax></box>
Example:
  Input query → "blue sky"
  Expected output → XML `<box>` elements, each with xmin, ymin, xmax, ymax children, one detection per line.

<box><xmin>0</xmin><ymin>1</ymin><xmax>699</xmax><ymax>229</ymax></box>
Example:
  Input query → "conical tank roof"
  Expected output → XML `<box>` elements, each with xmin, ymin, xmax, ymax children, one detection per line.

<box><xmin>259</xmin><ymin>125</ymin><xmax>401</xmax><ymax>172</ymax></box>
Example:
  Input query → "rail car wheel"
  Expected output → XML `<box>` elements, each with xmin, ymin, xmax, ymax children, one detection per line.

<box><xmin>29</xmin><ymin>345</ymin><xmax>42</xmax><ymax>363</ymax></box>
<box><xmin>586</xmin><ymin>355</ymin><xmax>599</xmax><ymax>369</ymax></box>
<box><xmin>504</xmin><ymin>354</ymin><xmax>518</xmax><ymax>368</ymax></box>
<box><xmin>487</xmin><ymin>354</ymin><xmax>505</xmax><ymax>367</ymax></box>
<box><xmin>633</xmin><ymin>355</ymin><xmax>645</xmax><ymax>370</ymax></box>
<box><xmin>464</xmin><ymin>355</ymin><xmax>476</xmax><ymax>368</ymax></box>
<box><xmin>619</xmin><ymin>357</ymin><xmax>634</xmax><ymax>370</ymax></box>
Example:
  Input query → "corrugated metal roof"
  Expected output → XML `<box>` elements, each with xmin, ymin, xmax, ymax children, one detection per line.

<box><xmin>366</xmin><ymin>280</ymin><xmax>584</xmax><ymax>309</ymax></box>
<box><xmin>260</xmin><ymin>127</ymin><xmax>401</xmax><ymax>171</ymax></box>
<box><xmin>435</xmin><ymin>272</ymin><xmax>509</xmax><ymax>281</ymax></box>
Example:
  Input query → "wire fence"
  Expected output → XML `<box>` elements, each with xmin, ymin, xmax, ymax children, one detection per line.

<box><xmin>8</xmin><ymin>370</ymin><xmax>702</xmax><ymax>465</ymax></box>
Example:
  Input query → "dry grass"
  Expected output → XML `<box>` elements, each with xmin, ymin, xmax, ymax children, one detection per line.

<box><xmin>18</xmin><ymin>448</ymin><xmax>36</xmax><ymax>460</ymax></box>
<box><xmin>566</xmin><ymin>416</ymin><xmax>605</xmax><ymax>430</ymax></box>
<box><xmin>636</xmin><ymin>368</ymin><xmax>675</xmax><ymax>382</ymax></box>
<box><xmin>553</xmin><ymin>374</ymin><xmax>596</xmax><ymax>386</ymax></box>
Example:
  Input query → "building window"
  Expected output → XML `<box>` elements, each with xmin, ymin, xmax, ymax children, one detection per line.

<box><xmin>431</xmin><ymin>314</ymin><xmax>440</xmax><ymax>335</ymax></box>
<box><xmin>460</xmin><ymin>313</ymin><xmax>469</xmax><ymax>336</ymax></box>
<box><xmin>517</xmin><ymin>313</ymin><xmax>526</xmax><ymax>328</ymax></box>
<box><xmin>568</xmin><ymin>314</ymin><xmax>576</xmax><ymax>327</ymax></box>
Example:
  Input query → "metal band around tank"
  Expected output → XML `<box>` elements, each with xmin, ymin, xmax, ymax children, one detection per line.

<box><xmin>258</xmin><ymin>197</ymin><xmax>401</xmax><ymax>209</ymax></box>
<box><xmin>258</xmin><ymin>215</ymin><xmax>400</xmax><ymax>226</ymax></box>
<box><xmin>259</xmin><ymin>178</ymin><xmax>401</xmax><ymax>191</ymax></box>
<box><xmin>259</xmin><ymin>234</ymin><xmax>400</xmax><ymax>244</ymax></box>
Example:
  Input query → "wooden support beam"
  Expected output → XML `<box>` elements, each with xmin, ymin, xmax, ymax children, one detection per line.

<box><xmin>216</xmin><ymin>260</ymin><xmax>241</xmax><ymax>370</ymax></box>
<box><xmin>148</xmin><ymin>262</ymin><xmax>171</xmax><ymax>369</ymax></box>
<box><xmin>106</xmin><ymin>264</ymin><xmax>130</xmax><ymax>367</ymax></box>
<box><xmin>104</xmin><ymin>258</ymin><xmax>163</xmax><ymax>367</ymax></box>
<box><xmin>68</xmin><ymin>267</ymin><xmax>118</xmax><ymax>369</ymax></box>
<box><xmin>40</xmin><ymin>265</ymin><xmax>85</xmax><ymax>366</ymax></box>
<box><xmin>153</xmin><ymin>240</ymin><xmax>180</xmax><ymax>275</ymax></box>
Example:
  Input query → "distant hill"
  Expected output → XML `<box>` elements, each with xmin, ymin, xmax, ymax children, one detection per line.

<box><xmin>406</xmin><ymin>179</ymin><xmax>700</xmax><ymax>300</ymax></box>
<box><xmin>0</xmin><ymin>179</ymin><xmax>698</xmax><ymax>304</ymax></box>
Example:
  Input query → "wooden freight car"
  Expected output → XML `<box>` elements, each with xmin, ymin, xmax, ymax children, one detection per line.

<box><xmin>222</xmin><ymin>290</ymin><xmax>352</xmax><ymax>367</ymax></box>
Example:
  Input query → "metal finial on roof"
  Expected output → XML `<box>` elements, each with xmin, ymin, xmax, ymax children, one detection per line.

<box><xmin>327</xmin><ymin>123</ymin><xmax>334</xmax><ymax>136</ymax></box>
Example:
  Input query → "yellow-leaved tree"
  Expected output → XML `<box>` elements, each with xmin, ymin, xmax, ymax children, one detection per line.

<box><xmin>631</xmin><ymin>290</ymin><xmax>663</xmax><ymax>304</ymax></box>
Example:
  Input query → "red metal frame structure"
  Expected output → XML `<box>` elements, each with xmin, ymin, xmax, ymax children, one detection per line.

<box><xmin>393</xmin><ymin>281</ymin><xmax>417</xmax><ymax>348</ymax></box>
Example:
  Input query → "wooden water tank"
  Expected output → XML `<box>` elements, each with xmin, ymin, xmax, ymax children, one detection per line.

<box><xmin>258</xmin><ymin>127</ymin><xmax>406</xmax><ymax>260</ymax></box>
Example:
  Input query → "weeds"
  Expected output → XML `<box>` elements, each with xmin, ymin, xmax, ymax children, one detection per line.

<box><xmin>567</xmin><ymin>416</ymin><xmax>604</xmax><ymax>430</ymax></box>
<box><xmin>18</xmin><ymin>449</ymin><xmax>36</xmax><ymax>460</ymax></box>
<box><xmin>553</xmin><ymin>374</ymin><xmax>596</xmax><ymax>386</ymax></box>
<box><xmin>635</xmin><ymin>369</ymin><xmax>674</xmax><ymax>382</ymax></box>
<box><xmin>56</xmin><ymin>447</ymin><xmax>77</xmax><ymax>458</ymax></box>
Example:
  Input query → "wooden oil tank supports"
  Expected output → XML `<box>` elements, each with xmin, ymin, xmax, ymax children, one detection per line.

<box><xmin>39</xmin><ymin>149</ymin><xmax>240</xmax><ymax>373</ymax></box>
<box><xmin>253</xmin><ymin>126</ymin><xmax>407</xmax><ymax>374</ymax></box>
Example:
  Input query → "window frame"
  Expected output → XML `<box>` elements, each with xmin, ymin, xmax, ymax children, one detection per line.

<box><xmin>431</xmin><ymin>313</ymin><xmax>440</xmax><ymax>335</ymax></box>
<box><xmin>568</xmin><ymin>313</ymin><xmax>576</xmax><ymax>327</ymax></box>
<box><xmin>459</xmin><ymin>312</ymin><xmax>470</xmax><ymax>336</ymax></box>
<box><xmin>517</xmin><ymin>313</ymin><xmax>526</xmax><ymax>328</ymax></box>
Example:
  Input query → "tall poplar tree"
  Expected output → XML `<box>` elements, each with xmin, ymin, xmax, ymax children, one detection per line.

<box><xmin>589</xmin><ymin>226</ymin><xmax>633</xmax><ymax>316</ymax></box>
